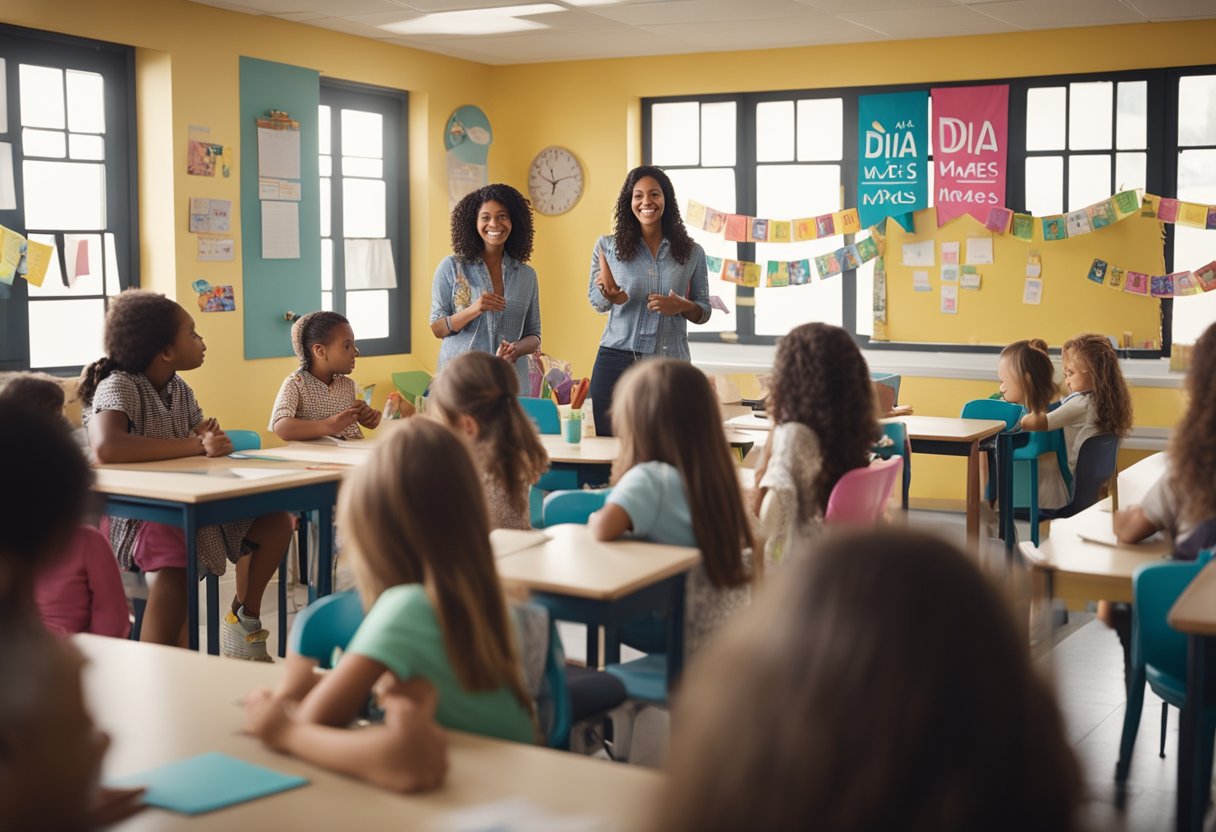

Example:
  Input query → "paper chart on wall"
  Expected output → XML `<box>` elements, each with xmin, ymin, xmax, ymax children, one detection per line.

<box><xmin>964</xmin><ymin>236</ymin><xmax>994</xmax><ymax>265</ymax></box>
<box><xmin>344</xmin><ymin>238</ymin><xmax>396</xmax><ymax>289</ymax></box>
<box><xmin>901</xmin><ymin>240</ymin><xmax>935</xmax><ymax>267</ymax></box>
<box><xmin>261</xmin><ymin>201</ymin><xmax>300</xmax><ymax>259</ymax></box>
<box><xmin>198</xmin><ymin>237</ymin><xmax>235</xmax><ymax>262</ymax></box>
<box><xmin>257</xmin><ymin>127</ymin><xmax>301</xmax><ymax>181</ymax></box>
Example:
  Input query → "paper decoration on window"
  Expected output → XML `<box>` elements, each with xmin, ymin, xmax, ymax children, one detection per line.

<box><xmin>858</xmin><ymin>90</ymin><xmax>927</xmax><ymax>232</ymax></box>
<box><xmin>932</xmin><ymin>84</ymin><xmax>1008</xmax><ymax>228</ymax></box>
<box><xmin>704</xmin><ymin>254</ymin><xmax>723</xmax><ymax>276</ymax></box>
<box><xmin>1082</xmin><ymin>258</ymin><xmax>1216</xmax><ymax>299</ymax></box>
<box><xmin>344</xmin><ymin>238</ymin><xmax>397</xmax><ymax>290</ymax></box>
<box><xmin>722</xmin><ymin>260</ymin><xmax>761</xmax><ymax>287</ymax></box>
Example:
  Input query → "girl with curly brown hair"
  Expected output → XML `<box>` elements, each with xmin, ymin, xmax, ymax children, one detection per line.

<box><xmin>1021</xmin><ymin>333</ymin><xmax>1132</xmax><ymax>509</ymax></box>
<box><xmin>429</xmin><ymin>184</ymin><xmax>541</xmax><ymax>392</ymax></box>
<box><xmin>586</xmin><ymin>166</ymin><xmax>711</xmax><ymax>435</ymax></box>
<box><xmin>754</xmin><ymin>323</ymin><xmax>879</xmax><ymax>565</ymax></box>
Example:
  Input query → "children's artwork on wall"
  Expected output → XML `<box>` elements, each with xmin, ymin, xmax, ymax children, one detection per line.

<box><xmin>187</xmin><ymin>125</ymin><xmax>223</xmax><ymax>177</ymax></box>
<box><xmin>1022</xmin><ymin>277</ymin><xmax>1042</xmax><ymax>305</ymax></box>
<box><xmin>704</xmin><ymin>254</ymin><xmax>723</xmax><ymax>276</ymax></box>
<box><xmin>445</xmin><ymin>105</ymin><xmax>492</xmax><ymax>211</ymax></box>
<box><xmin>193</xmin><ymin>279</ymin><xmax>236</xmax><ymax>312</ymax></box>
<box><xmin>940</xmin><ymin>284</ymin><xmax>958</xmax><ymax>314</ymax></box>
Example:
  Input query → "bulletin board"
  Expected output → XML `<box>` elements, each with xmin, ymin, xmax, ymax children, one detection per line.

<box><xmin>882</xmin><ymin>208</ymin><xmax>1164</xmax><ymax>348</ymax></box>
<box><xmin>239</xmin><ymin>56</ymin><xmax>321</xmax><ymax>359</ymax></box>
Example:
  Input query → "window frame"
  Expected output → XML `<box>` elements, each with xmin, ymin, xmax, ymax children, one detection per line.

<box><xmin>645</xmin><ymin>64</ymin><xmax>1214</xmax><ymax>357</ymax></box>
<box><xmin>0</xmin><ymin>23</ymin><xmax>138</xmax><ymax>373</ymax></box>
<box><xmin>318</xmin><ymin>77</ymin><xmax>410</xmax><ymax>357</ymax></box>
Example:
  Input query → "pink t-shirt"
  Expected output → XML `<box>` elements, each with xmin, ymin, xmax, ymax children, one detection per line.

<box><xmin>35</xmin><ymin>526</ymin><xmax>130</xmax><ymax>638</ymax></box>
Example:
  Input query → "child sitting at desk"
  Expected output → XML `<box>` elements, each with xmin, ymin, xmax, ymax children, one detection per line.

<box><xmin>429</xmin><ymin>351</ymin><xmax>548</xmax><ymax>530</ymax></box>
<box><xmin>0</xmin><ymin>375</ymin><xmax>129</xmax><ymax>639</ymax></box>
<box><xmin>0</xmin><ymin>401</ymin><xmax>145</xmax><ymax>829</ymax></box>
<box><xmin>244</xmin><ymin>418</ymin><xmax>534</xmax><ymax>792</ymax></box>
<box><xmin>270</xmin><ymin>310</ymin><xmax>382</xmax><ymax>441</ymax></box>
<box><xmin>654</xmin><ymin>528</ymin><xmax>1083</xmax><ymax>832</ymax></box>
<box><xmin>589</xmin><ymin>358</ymin><xmax>754</xmax><ymax>656</ymax></box>
<box><xmin>752</xmin><ymin>323</ymin><xmax>879</xmax><ymax>566</ymax></box>
<box><xmin>80</xmin><ymin>290</ymin><xmax>293</xmax><ymax>660</ymax></box>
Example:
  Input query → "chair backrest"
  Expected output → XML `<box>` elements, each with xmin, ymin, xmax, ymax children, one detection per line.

<box><xmin>542</xmin><ymin>489</ymin><xmax>611</xmax><ymax>526</ymax></box>
<box><xmin>227</xmin><ymin>429</ymin><xmax>262</xmax><ymax>452</ymax></box>
<box><xmin>1054</xmin><ymin>433</ymin><xmax>1120</xmax><ymax>518</ymax></box>
<box><xmin>288</xmin><ymin>591</ymin><xmax>364</xmax><ymax>670</ymax></box>
<box><xmin>513</xmin><ymin>602</ymin><xmax>573</xmax><ymax>749</ymax></box>
<box><xmin>872</xmin><ymin>381</ymin><xmax>896</xmax><ymax>415</ymax></box>
<box><xmin>519</xmin><ymin>396</ymin><xmax>560</xmax><ymax>435</ymax></box>
<box><xmin>875</xmin><ymin>421</ymin><xmax>907</xmax><ymax>460</ymax></box>
<box><xmin>824</xmin><ymin>457</ymin><xmax>903</xmax><ymax>525</ymax></box>
<box><xmin>1133</xmin><ymin>551</ymin><xmax>1213</xmax><ymax>682</ymax></box>
<box><xmin>871</xmin><ymin>372</ymin><xmax>901</xmax><ymax>405</ymax></box>
<box><xmin>959</xmin><ymin>398</ymin><xmax>1024</xmax><ymax>429</ymax></box>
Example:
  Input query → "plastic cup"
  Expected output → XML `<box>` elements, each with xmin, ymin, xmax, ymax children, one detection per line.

<box><xmin>561</xmin><ymin>409</ymin><xmax>583</xmax><ymax>445</ymax></box>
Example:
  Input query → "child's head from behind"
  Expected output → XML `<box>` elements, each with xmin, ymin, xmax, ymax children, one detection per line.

<box><xmin>429</xmin><ymin>351</ymin><xmax>547</xmax><ymax>492</ymax></box>
<box><xmin>291</xmin><ymin>311</ymin><xmax>357</xmax><ymax>378</ymax></box>
<box><xmin>337</xmin><ymin>418</ymin><xmax>529</xmax><ymax>705</ymax></box>
<box><xmin>0</xmin><ymin>400</ymin><xmax>91</xmax><ymax>603</ymax></box>
<box><xmin>0</xmin><ymin>373</ymin><xmax>67</xmax><ymax>419</ymax></box>
<box><xmin>998</xmin><ymin>338</ymin><xmax>1055</xmax><ymax>413</ymax></box>
<box><xmin>768</xmin><ymin>322</ymin><xmax>878</xmax><ymax>512</ymax></box>
<box><xmin>611</xmin><ymin>359</ymin><xmax>753</xmax><ymax>588</ymax></box>
<box><xmin>658</xmin><ymin>528</ymin><xmax>1082</xmax><ymax>832</ymax></box>
<box><xmin>78</xmin><ymin>290</ymin><xmax>203</xmax><ymax>405</ymax></box>
<box><xmin>1062</xmin><ymin>333</ymin><xmax>1132</xmax><ymax>436</ymax></box>
<box><xmin>1171</xmin><ymin>322</ymin><xmax>1216</xmax><ymax>526</ymax></box>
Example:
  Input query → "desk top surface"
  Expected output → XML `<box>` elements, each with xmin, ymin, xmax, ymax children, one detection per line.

<box><xmin>1170</xmin><ymin>561</ymin><xmax>1216</xmax><ymax>636</ymax></box>
<box><xmin>734</xmin><ymin>413</ymin><xmax>1005</xmax><ymax>443</ymax></box>
<box><xmin>93</xmin><ymin>454</ymin><xmax>344</xmax><ymax>503</ymax></box>
<box><xmin>494</xmin><ymin>523</ymin><xmax>700</xmax><ymax>600</ymax></box>
<box><xmin>78</xmin><ymin>635</ymin><xmax>662</xmax><ymax>831</ymax></box>
<box><xmin>1020</xmin><ymin>501</ymin><xmax>1171</xmax><ymax>580</ymax></box>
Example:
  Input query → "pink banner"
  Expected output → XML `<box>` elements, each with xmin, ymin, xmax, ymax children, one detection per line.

<box><xmin>932</xmin><ymin>84</ymin><xmax>1008</xmax><ymax>227</ymax></box>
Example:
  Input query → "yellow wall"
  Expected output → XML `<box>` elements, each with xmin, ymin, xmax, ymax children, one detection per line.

<box><xmin>3</xmin><ymin>5</ymin><xmax>1208</xmax><ymax>468</ymax></box>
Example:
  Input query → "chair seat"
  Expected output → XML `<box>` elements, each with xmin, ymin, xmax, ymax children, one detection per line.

<box><xmin>605</xmin><ymin>653</ymin><xmax>669</xmax><ymax>704</ymax></box>
<box><xmin>1147</xmin><ymin>666</ymin><xmax>1189</xmax><ymax>709</ymax></box>
<box><xmin>566</xmin><ymin>665</ymin><xmax>627</xmax><ymax>722</ymax></box>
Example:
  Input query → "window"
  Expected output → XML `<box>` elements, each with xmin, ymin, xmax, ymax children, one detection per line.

<box><xmin>0</xmin><ymin>26</ymin><xmax>136</xmax><ymax>372</ymax></box>
<box><xmin>318</xmin><ymin>79</ymin><xmax>409</xmax><ymax>355</ymax></box>
<box><xmin>646</xmin><ymin>66</ymin><xmax>1212</xmax><ymax>353</ymax></box>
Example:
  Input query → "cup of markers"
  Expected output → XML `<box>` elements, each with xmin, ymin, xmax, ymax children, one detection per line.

<box><xmin>560</xmin><ymin>407</ymin><xmax>583</xmax><ymax>445</ymax></box>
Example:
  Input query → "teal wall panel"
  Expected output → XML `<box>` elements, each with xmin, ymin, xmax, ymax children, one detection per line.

<box><xmin>239</xmin><ymin>56</ymin><xmax>320</xmax><ymax>359</ymax></box>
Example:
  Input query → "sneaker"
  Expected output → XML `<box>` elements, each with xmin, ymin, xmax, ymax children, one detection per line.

<box><xmin>221</xmin><ymin>606</ymin><xmax>273</xmax><ymax>663</ymax></box>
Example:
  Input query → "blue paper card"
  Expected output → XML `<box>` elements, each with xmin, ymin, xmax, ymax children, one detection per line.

<box><xmin>109</xmin><ymin>752</ymin><xmax>308</xmax><ymax>815</ymax></box>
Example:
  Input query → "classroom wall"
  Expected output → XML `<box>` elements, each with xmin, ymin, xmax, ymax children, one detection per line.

<box><xmin>1</xmin><ymin>0</ymin><xmax>490</xmax><ymax>439</ymax></box>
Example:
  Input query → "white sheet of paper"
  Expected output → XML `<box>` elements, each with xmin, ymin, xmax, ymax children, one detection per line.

<box><xmin>229</xmin><ymin>467</ymin><xmax>293</xmax><ymax>480</ymax></box>
<box><xmin>1026</xmin><ymin>261</ymin><xmax>1042</xmax><ymax>278</ymax></box>
<box><xmin>261</xmin><ymin>201</ymin><xmax>300</xmax><ymax>260</ymax></box>
<box><xmin>1023</xmin><ymin>277</ymin><xmax>1043</xmax><ymax>305</ymax></box>
<box><xmin>277</xmin><ymin>181</ymin><xmax>301</xmax><ymax>201</ymax></box>
<box><xmin>940</xmin><ymin>265</ymin><xmax>959</xmax><ymax>283</ymax></box>
<box><xmin>343</xmin><ymin>238</ymin><xmax>397</xmax><ymax>289</ymax></box>
<box><xmin>258</xmin><ymin>178</ymin><xmax>280</xmax><ymax>200</ymax></box>
<box><xmin>940</xmin><ymin>284</ymin><xmax>958</xmax><ymax>314</ymax></box>
<box><xmin>961</xmin><ymin>271</ymin><xmax>981</xmax><ymax>290</ymax></box>
<box><xmin>0</xmin><ymin>143</ymin><xmax>15</xmax><ymax>211</ymax></box>
<box><xmin>901</xmin><ymin>240</ymin><xmax>935</xmax><ymax>267</ymax></box>
<box><xmin>940</xmin><ymin>241</ymin><xmax>960</xmax><ymax>265</ymax></box>
<box><xmin>965</xmin><ymin>236</ymin><xmax>994</xmax><ymax>265</ymax></box>
<box><xmin>257</xmin><ymin>126</ymin><xmax>301</xmax><ymax>180</ymax></box>
<box><xmin>198</xmin><ymin>236</ymin><xmax>235</xmax><ymax>261</ymax></box>
<box><xmin>912</xmin><ymin>270</ymin><xmax>931</xmax><ymax>292</ymax></box>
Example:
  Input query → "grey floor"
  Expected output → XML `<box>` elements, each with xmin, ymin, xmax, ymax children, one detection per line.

<box><xmin>199</xmin><ymin>511</ymin><xmax>1193</xmax><ymax>831</ymax></box>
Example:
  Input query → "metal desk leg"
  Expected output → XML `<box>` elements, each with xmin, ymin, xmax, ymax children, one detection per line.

<box><xmin>585</xmin><ymin>626</ymin><xmax>600</xmax><ymax>671</ymax></box>
<box><xmin>997</xmin><ymin>432</ymin><xmax>1016</xmax><ymax>553</ymax></box>
<box><xmin>184</xmin><ymin>506</ymin><xmax>201</xmax><ymax>652</ymax></box>
<box><xmin>603</xmin><ymin>626</ymin><xmax>621</xmax><ymax>666</ymax></box>
<box><xmin>296</xmin><ymin>511</ymin><xmax>310</xmax><ymax>586</ymax></box>
<box><xmin>965</xmin><ymin>440</ymin><xmax>981</xmax><ymax>542</ymax></box>
<box><xmin>206</xmin><ymin>575</ymin><xmax>220</xmax><ymax>656</ymax></box>
<box><xmin>317</xmin><ymin>503</ymin><xmax>334</xmax><ymax>598</ymax></box>
<box><xmin>1177</xmin><ymin>634</ymin><xmax>1213</xmax><ymax>831</ymax></box>
<box><xmin>666</xmin><ymin>574</ymin><xmax>687</xmax><ymax>692</ymax></box>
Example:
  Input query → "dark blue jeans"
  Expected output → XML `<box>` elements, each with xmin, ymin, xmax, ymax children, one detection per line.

<box><xmin>589</xmin><ymin>346</ymin><xmax>643</xmax><ymax>437</ymax></box>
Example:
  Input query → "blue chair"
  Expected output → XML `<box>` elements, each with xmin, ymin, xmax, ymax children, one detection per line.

<box><xmin>1039</xmin><ymin>434</ymin><xmax>1120</xmax><ymax>521</ymax></box>
<box><xmin>542</xmin><ymin>489</ymin><xmax>611</xmax><ymax>526</ymax></box>
<box><xmin>521</xmin><ymin>397</ymin><xmax>579</xmax><ymax>527</ymax></box>
<box><xmin>876</xmin><ymin>421</ymin><xmax>911</xmax><ymax>510</ymax></box>
<box><xmin>289</xmin><ymin>589</ymin><xmax>364</xmax><ymax>669</ymax></box>
<box><xmin>1116</xmin><ymin>552</ymin><xmax>1216</xmax><ymax>803</ymax></box>
<box><xmin>227</xmin><ymin>429</ymin><xmax>262</xmax><ymax>452</ymax></box>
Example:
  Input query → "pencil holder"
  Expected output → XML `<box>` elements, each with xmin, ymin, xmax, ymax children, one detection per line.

<box><xmin>560</xmin><ymin>406</ymin><xmax>583</xmax><ymax>446</ymax></box>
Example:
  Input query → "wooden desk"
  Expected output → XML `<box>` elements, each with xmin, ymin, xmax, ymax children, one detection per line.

<box><xmin>1168</xmin><ymin>561</ymin><xmax>1216</xmax><ymax>832</ymax></box>
<box><xmin>78</xmin><ymin>635</ymin><xmax>662</xmax><ymax>831</ymax></box>
<box><xmin>256</xmin><ymin>440</ymin><xmax>375</xmax><ymax>466</ymax></box>
<box><xmin>1019</xmin><ymin>502</ymin><xmax>1171</xmax><ymax>604</ymax></box>
<box><xmin>496</xmin><ymin>524</ymin><xmax>700</xmax><ymax>685</ymax></box>
<box><xmin>93</xmin><ymin>456</ymin><xmax>343</xmax><ymax>654</ymax></box>
<box><xmin>539</xmin><ymin>434</ymin><xmax>619</xmax><ymax>465</ymax></box>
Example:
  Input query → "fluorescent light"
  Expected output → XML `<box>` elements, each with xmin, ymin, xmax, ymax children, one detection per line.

<box><xmin>380</xmin><ymin>3</ymin><xmax>565</xmax><ymax>36</ymax></box>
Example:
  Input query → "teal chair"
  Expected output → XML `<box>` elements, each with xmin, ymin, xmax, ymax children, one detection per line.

<box><xmin>289</xmin><ymin>589</ymin><xmax>364</xmax><ymax>669</ymax></box>
<box><xmin>521</xmin><ymin>397</ymin><xmax>578</xmax><ymax>527</ymax></box>
<box><xmin>542</xmin><ymin>489</ymin><xmax>611</xmax><ymax>526</ymax></box>
<box><xmin>1116</xmin><ymin>552</ymin><xmax>1216</xmax><ymax>805</ymax></box>
<box><xmin>876</xmin><ymin>421</ymin><xmax>911</xmax><ymax>510</ymax></box>
<box><xmin>227</xmin><ymin>429</ymin><xmax>262</xmax><ymax>452</ymax></box>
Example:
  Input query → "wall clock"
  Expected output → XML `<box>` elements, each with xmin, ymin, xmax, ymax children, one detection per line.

<box><xmin>528</xmin><ymin>145</ymin><xmax>584</xmax><ymax>216</ymax></box>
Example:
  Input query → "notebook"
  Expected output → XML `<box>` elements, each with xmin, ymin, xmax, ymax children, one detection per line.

<box><xmin>109</xmin><ymin>752</ymin><xmax>308</xmax><ymax>815</ymax></box>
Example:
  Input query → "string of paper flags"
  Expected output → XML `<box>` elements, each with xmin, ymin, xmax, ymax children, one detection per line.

<box><xmin>1085</xmin><ymin>258</ymin><xmax>1216</xmax><ymax>298</ymax></box>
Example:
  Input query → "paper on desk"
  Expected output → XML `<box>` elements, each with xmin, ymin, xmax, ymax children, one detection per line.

<box><xmin>1078</xmin><ymin>527</ymin><xmax>1164</xmax><ymax>547</ymax></box>
<box><xmin>430</xmin><ymin>798</ymin><xmax>611</xmax><ymax>832</ymax></box>
<box><xmin>229</xmin><ymin>467</ymin><xmax>293</xmax><ymax>480</ymax></box>
<box><xmin>109</xmin><ymin>752</ymin><xmax>307</xmax><ymax>815</ymax></box>
<box><xmin>490</xmin><ymin>529</ymin><xmax>550</xmax><ymax>558</ymax></box>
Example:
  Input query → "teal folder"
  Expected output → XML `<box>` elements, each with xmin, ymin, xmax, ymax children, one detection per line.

<box><xmin>109</xmin><ymin>752</ymin><xmax>308</xmax><ymax>815</ymax></box>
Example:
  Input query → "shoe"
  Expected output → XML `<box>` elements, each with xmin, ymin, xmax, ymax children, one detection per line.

<box><xmin>221</xmin><ymin>606</ymin><xmax>273</xmax><ymax>663</ymax></box>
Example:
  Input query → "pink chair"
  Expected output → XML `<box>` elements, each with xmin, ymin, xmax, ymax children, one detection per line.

<box><xmin>824</xmin><ymin>457</ymin><xmax>904</xmax><ymax>525</ymax></box>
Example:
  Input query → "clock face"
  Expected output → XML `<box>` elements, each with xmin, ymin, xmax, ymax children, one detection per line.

<box><xmin>528</xmin><ymin>146</ymin><xmax>584</xmax><ymax>216</ymax></box>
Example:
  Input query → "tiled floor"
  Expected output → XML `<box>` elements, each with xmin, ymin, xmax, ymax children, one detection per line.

<box><xmin>195</xmin><ymin>511</ymin><xmax>1195</xmax><ymax>830</ymax></box>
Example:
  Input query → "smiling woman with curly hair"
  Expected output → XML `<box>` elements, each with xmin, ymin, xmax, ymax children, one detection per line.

<box><xmin>585</xmin><ymin>166</ymin><xmax>711</xmax><ymax>435</ymax></box>
<box><xmin>429</xmin><ymin>184</ymin><xmax>541</xmax><ymax>391</ymax></box>
<box><xmin>754</xmin><ymin>322</ymin><xmax>880</xmax><ymax>565</ymax></box>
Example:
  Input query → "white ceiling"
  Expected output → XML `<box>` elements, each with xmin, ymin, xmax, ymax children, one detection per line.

<box><xmin>189</xmin><ymin>0</ymin><xmax>1216</xmax><ymax>65</ymax></box>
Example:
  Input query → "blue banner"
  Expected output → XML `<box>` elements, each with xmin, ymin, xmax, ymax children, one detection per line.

<box><xmin>858</xmin><ymin>91</ymin><xmax>928</xmax><ymax>232</ymax></box>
